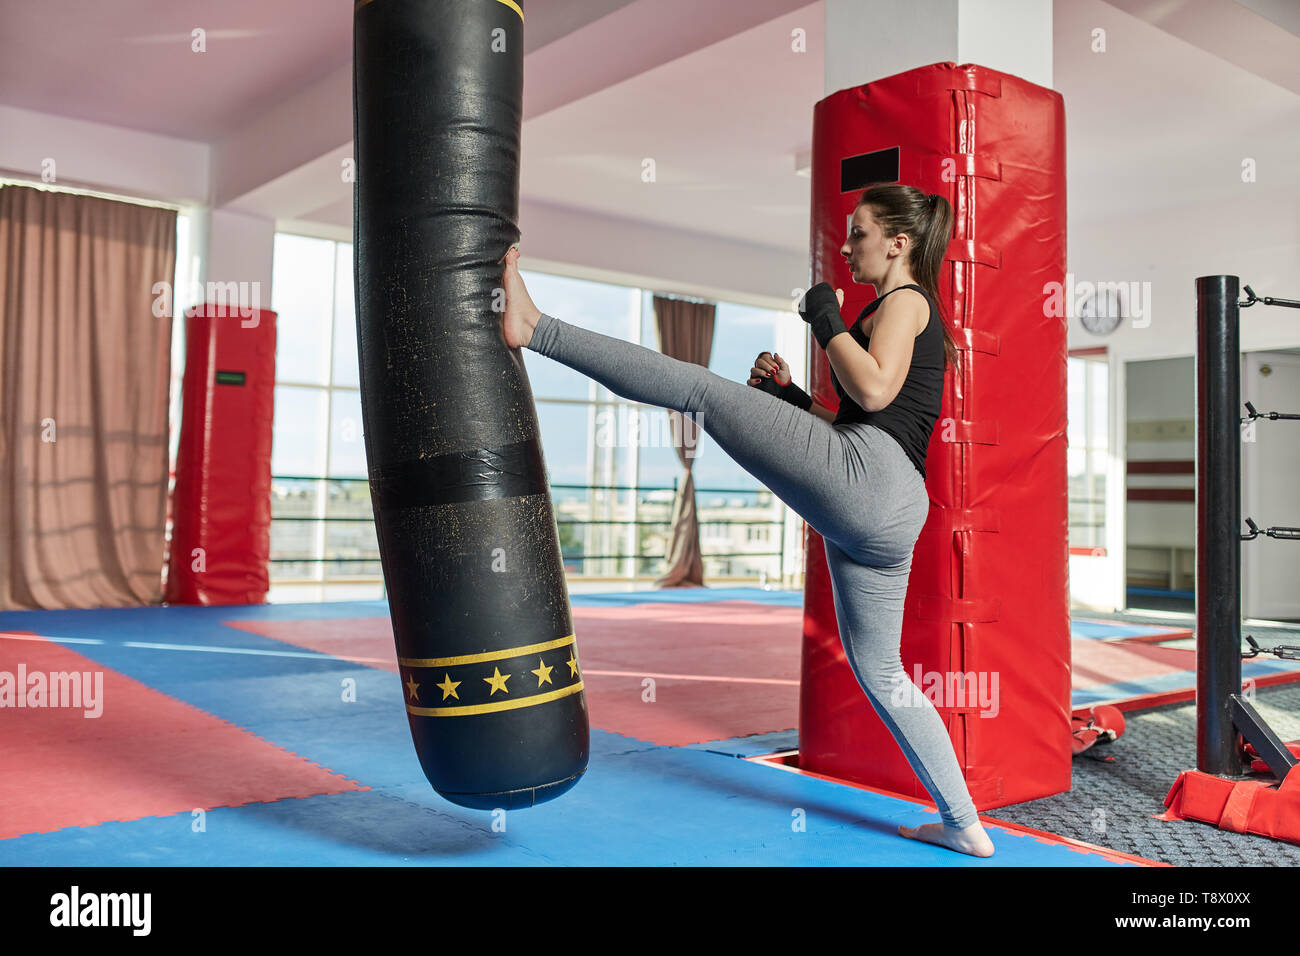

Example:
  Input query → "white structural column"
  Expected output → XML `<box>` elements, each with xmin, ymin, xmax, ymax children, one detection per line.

<box><xmin>824</xmin><ymin>0</ymin><xmax>1053</xmax><ymax>93</ymax></box>
<box><xmin>202</xmin><ymin>208</ymin><xmax>275</xmax><ymax>314</ymax></box>
<box><xmin>821</xmin><ymin>1</ymin><xmax>1115</xmax><ymax>608</ymax></box>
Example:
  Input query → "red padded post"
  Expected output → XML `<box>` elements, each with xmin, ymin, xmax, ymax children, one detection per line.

<box><xmin>165</xmin><ymin>304</ymin><xmax>277</xmax><ymax>606</ymax></box>
<box><xmin>799</xmin><ymin>62</ymin><xmax>1071</xmax><ymax>810</ymax></box>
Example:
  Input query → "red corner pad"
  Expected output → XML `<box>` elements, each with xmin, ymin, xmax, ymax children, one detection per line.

<box><xmin>1162</xmin><ymin>766</ymin><xmax>1300</xmax><ymax>845</ymax></box>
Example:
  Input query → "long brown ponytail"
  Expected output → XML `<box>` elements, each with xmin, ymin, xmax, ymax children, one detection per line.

<box><xmin>858</xmin><ymin>184</ymin><xmax>958</xmax><ymax>372</ymax></box>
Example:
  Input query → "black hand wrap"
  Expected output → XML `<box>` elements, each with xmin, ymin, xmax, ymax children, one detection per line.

<box><xmin>752</xmin><ymin>373</ymin><xmax>813</xmax><ymax>410</ymax></box>
<box><xmin>798</xmin><ymin>282</ymin><xmax>848</xmax><ymax>351</ymax></box>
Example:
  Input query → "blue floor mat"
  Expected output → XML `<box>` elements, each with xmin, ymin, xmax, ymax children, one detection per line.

<box><xmin>0</xmin><ymin>600</ymin><xmax>1135</xmax><ymax>866</ymax></box>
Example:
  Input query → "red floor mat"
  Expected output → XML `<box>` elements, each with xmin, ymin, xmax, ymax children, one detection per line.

<box><xmin>231</xmin><ymin>607</ymin><xmax>1216</xmax><ymax>747</ymax></box>
<box><xmin>223</xmin><ymin>618</ymin><xmax>402</xmax><ymax>672</ymax></box>
<box><xmin>0</xmin><ymin>632</ymin><xmax>366</xmax><ymax>840</ymax></box>
<box><xmin>229</xmin><ymin>601</ymin><xmax>804</xmax><ymax>747</ymax></box>
<box><xmin>1070</xmin><ymin>637</ymin><xmax>1195</xmax><ymax>688</ymax></box>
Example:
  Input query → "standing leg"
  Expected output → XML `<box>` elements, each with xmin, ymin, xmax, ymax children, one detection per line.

<box><xmin>823</xmin><ymin>537</ymin><xmax>982</xmax><ymax>830</ymax></box>
<box><xmin>528</xmin><ymin>312</ymin><xmax>869</xmax><ymax>549</ymax></box>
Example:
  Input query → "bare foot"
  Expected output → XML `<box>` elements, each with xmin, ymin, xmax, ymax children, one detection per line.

<box><xmin>898</xmin><ymin>820</ymin><xmax>995</xmax><ymax>858</ymax></box>
<box><xmin>499</xmin><ymin>246</ymin><xmax>542</xmax><ymax>349</ymax></box>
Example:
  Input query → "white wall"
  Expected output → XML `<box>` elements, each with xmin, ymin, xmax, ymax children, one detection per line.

<box><xmin>206</xmin><ymin>208</ymin><xmax>276</xmax><ymax>312</ymax></box>
<box><xmin>0</xmin><ymin>103</ymin><xmax>208</xmax><ymax>204</ymax></box>
<box><xmin>1064</xmin><ymin>186</ymin><xmax>1300</xmax><ymax>612</ymax></box>
<box><xmin>1066</xmin><ymin>194</ymin><xmax>1300</xmax><ymax>359</ymax></box>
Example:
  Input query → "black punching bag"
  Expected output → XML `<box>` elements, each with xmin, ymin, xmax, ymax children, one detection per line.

<box><xmin>352</xmin><ymin>0</ymin><xmax>589</xmax><ymax>809</ymax></box>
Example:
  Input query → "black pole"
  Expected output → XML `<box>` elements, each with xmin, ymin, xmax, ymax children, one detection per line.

<box><xmin>353</xmin><ymin>0</ymin><xmax>589</xmax><ymax>809</ymax></box>
<box><xmin>1195</xmin><ymin>275</ymin><xmax>1243</xmax><ymax>775</ymax></box>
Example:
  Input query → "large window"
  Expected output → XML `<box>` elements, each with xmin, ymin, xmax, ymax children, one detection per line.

<box><xmin>522</xmin><ymin>276</ymin><xmax>798</xmax><ymax>583</ymax></box>
<box><xmin>167</xmin><ymin>212</ymin><xmax>195</xmax><ymax>474</ymax></box>
<box><xmin>268</xmin><ymin>235</ymin><xmax>801</xmax><ymax>594</ymax></box>
<box><xmin>269</xmin><ymin>235</ymin><xmax>376</xmax><ymax>597</ymax></box>
<box><xmin>1068</xmin><ymin>354</ymin><xmax>1109</xmax><ymax>550</ymax></box>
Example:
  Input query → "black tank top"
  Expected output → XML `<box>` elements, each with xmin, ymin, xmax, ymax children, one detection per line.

<box><xmin>829</xmin><ymin>283</ymin><xmax>944</xmax><ymax>479</ymax></box>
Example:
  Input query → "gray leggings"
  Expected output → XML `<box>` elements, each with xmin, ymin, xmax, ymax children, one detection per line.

<box><xmin>528</xmin><ymin>312</ymin><xmax>980</xmax><ymax>830</ymax></box>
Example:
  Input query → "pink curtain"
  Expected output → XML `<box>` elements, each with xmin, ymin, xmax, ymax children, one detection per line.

<box><xmin>0</xmin><ymin>185</ymin><xmax>176</xmax><ymax>609</ymax></box>
<box><xmin>651</xmin><ymin>294</ymin><xmax>715</xmax><ymax>588</ymax></box>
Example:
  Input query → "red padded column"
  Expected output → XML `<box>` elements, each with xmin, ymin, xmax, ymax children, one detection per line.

<box><xmin>165</xmin><ymin>304</ymin><xmax>277</xmax><ymax>606</ymax></box>
<box><xmin>799</xmin><ymin>62</ymin><xmax>1070</xmax><ymax>810</ymax></box>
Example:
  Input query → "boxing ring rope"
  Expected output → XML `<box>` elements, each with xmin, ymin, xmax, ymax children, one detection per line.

<box><xmin>1195</xmin><ymin>274</ymin><xmax>1300</xmax><ymax>782</ymax></box>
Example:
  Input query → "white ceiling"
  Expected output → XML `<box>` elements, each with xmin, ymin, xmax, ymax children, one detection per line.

<box><xmin>0</xmin><ymin>0</ymin><xmax>637</xmax><ymax>138</ymax></box>
<box><xmin>0</xmin><ymin>0</ymin><xmax>353</xmax><ymax>139</ymax></box>
<box><xmin>0</xmin><ymin>0</ymin><xmax>1296</xmax><ymax>256</ymax></box>
<box><xmin>516</xmin><ymin>4</ymin><xmax>822</xmax><ymax>251</ymax></box>
<box><xmin>1058</xmin><ymin>0</ymin><xmax>1300</xmax><ymax>230</ymax></box>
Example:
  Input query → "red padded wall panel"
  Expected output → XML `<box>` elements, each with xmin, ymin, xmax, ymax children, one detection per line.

<box><xmin>165</xmin><ymin>304</ymin><xmax>277</xmax><ymax>606</ymax></box>
<box><xmin>799</xmin><ymin>62</ymin><xmax>1071</xmax><ymax>809</ymax></box>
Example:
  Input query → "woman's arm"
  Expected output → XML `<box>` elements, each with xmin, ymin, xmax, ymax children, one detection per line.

<box><xmin>824</xmin><ymin>292</ymin><xmax>926</xmax><ymax>412</ymax></box>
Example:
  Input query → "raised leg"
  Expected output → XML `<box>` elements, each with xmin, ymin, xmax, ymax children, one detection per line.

<box><xmin>528</xmin><ymin>311</ymin><xmax>867</xmax><ymax>548</ymax></box>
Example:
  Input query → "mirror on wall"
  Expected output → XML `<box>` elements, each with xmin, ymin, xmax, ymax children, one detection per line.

<box><xmin>1124</xmin><ymin>349</ymin><xmax>1300</xmax><ymax>622</ymax></box>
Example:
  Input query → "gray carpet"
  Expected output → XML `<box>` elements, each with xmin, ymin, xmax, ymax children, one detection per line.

<box><xmin>989</xmin><ymin>682</ymin><xmax>1300</xmax><ymax>866</ymax></box>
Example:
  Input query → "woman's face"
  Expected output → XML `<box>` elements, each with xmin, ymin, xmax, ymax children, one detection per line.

<box><xmin>840</xmin><ymin>205</ymin><xmax>905</xmax><ymax>286</ymax></box>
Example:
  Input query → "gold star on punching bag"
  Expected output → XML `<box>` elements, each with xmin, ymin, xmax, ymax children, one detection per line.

<box><xmin>405</xmin><ymin>675</ymin><xmax>420</xmax><ymax>700</ymax></box>
<box><xmin>437</xmin><ymin>673</ymin><xmax>461</xmax><ymax>700</ymax></box>
<box><xmin>566</xmin><ymin>654</ymin><xmax>579</xmax><ymax>678</ymax></box>
<box><xmin>483</xmin><ymin>666</ymin><xmax>511</xmax><ymax>696</ymax></box>
<box><xmin>532</xmin><ymin>658</ymin><xmax>554</xmax><ymax>687</ymax></box>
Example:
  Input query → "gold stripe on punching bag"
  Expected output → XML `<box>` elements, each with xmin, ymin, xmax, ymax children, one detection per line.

<box><xmin>355</xmin><ymin>0</ymin><xmax>588</xmax><ymax>809</ymax></box>
<box><xmin>354</xmin><ymin>0</ymin><xmax>523</xmax><ymax>22</ymax></box>
<box><xmin>400</xmin><ymin>634</ymin><xmax>583</xmax><ymax>717</ymax></box>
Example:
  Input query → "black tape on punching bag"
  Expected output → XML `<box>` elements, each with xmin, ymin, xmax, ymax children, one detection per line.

<box><xmin>353</xmin><ymin>0</ymin><xmax>589</xmax><ymax>809</ymax></box>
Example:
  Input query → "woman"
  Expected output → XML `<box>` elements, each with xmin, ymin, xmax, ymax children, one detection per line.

<box><xmin>500</xmin><ymin>183</ymin><xmax>994</xmax><ymax>859</ymax></box>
